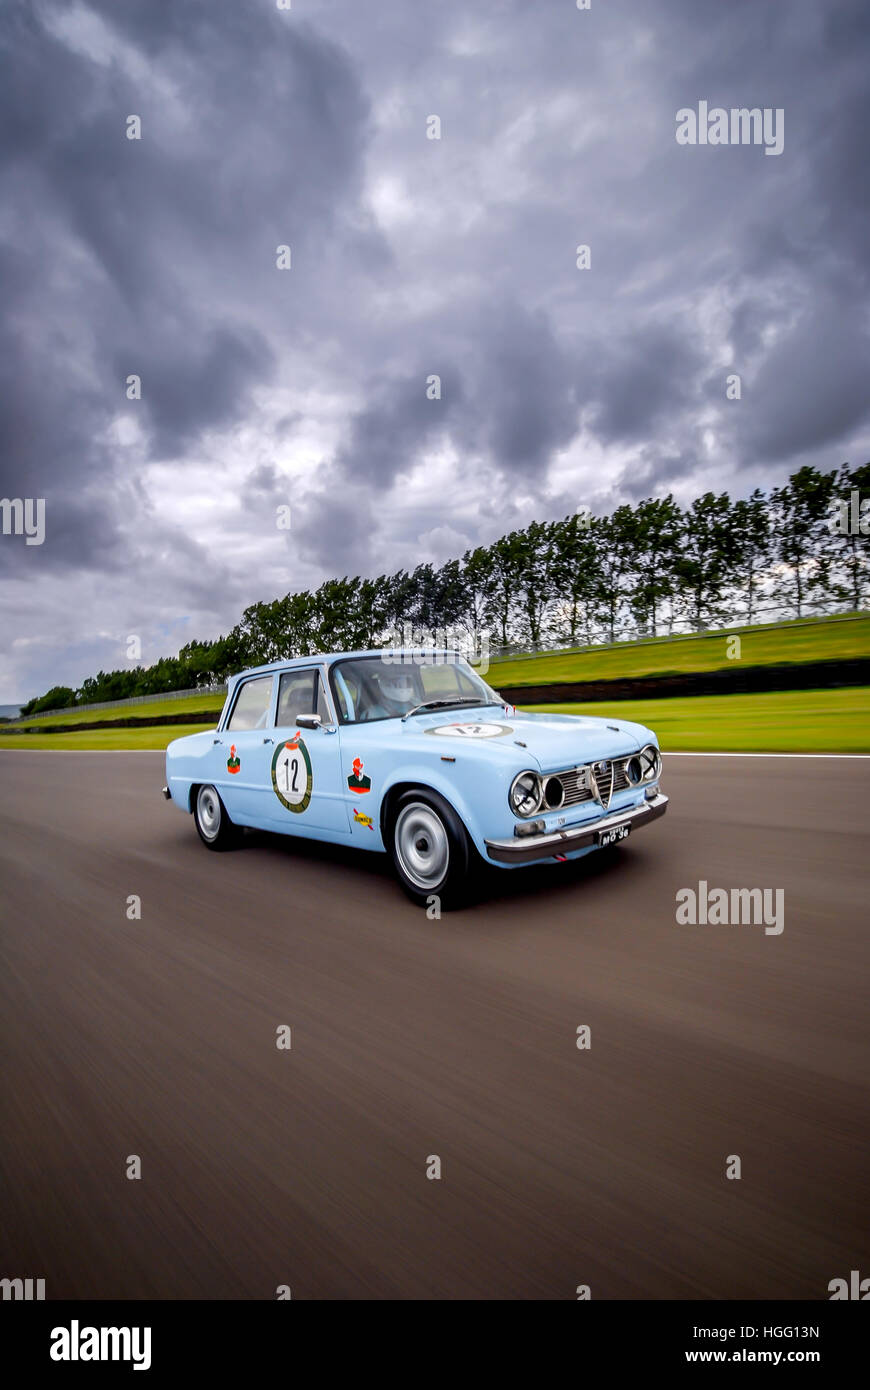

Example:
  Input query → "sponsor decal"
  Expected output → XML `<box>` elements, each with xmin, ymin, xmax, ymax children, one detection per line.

<box><xmin>353</xmin><ymin>808</ymin><xmax>374</xmax><ymax>831</ymax></box>
<box><xmin>347</xmin><ymin>756</ymin><xmax>371</xmax><ymax>794</ymax></box>
<box><xmin>226</xmin><ymin>744</ymin><xmax>241</xmax><ymax>775</ymax></box>
<box><xmin>425</xmin><ymin>722</ymin><xmax>513</xmax><ymax>739</ymax></box>
<box><xmin>271</xmin><ymin>732</ymin><xmax>312</xmax><ymax>813</ymax></box>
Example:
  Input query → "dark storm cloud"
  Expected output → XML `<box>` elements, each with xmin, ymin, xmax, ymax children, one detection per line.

<box><xmin>740</xmin><ymin>299</ymin><xmax>870</xmax><ymax>464</ymax></box>
<box><xmin>292</xmin><ymin>476</ymin><xmax>378</xmax><ymax>576</ymax></box>
<box><xmin>2</xmin><ymin>0</ymin><xmax>870</xmax><ymax>698</ymax></box>
<box><xmin>334</xmin><ymin>301</ymin><xmax>580</xmax><ymax>492</ymax></box>
<box><xmin>475</xmin><ymin>304</ymin><xmax>580</xmax><ymax>471</ymax></box>
<box><xmin>586</xmin><ymin>325</ymin><xmax>700</xmax><ymax>447</ymax></box>
<box><xmin>112</xmin><ymin>327</ymin><xmax>273</xmax><ymax>459</ymax></box>
<box><xmin>0</xmin><ymin>0</ymin><xmax>372</xmax><ymax>569</ymax></box>
<box><xmin>336</xmin><ymin>367</ymin><xmax>465</xmax><ymax>488</ymax></box>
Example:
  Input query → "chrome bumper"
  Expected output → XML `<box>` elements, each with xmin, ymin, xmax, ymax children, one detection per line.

<box><xmin>485</xmin><ymin>791</ymin><xmax>668</xmax><ymax>865</ymax></box>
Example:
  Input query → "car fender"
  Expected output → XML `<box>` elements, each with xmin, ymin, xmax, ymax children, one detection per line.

<box><xmin>379</xmin><ymin>762</ymin><xmax>485</xmax><ymax>855</ymax></box>
<box><xmin>165</xmin><ymin>730</ymin><xmax>217</xmax><ymax>812</ymax></box>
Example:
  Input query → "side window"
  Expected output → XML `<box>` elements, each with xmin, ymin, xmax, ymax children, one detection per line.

<box><xmin>227</xmin><ymin>676</ymin><xmax>274</xmax><ymax>731</ymax></box>
<box><xmin>316</xmin><ymin>675</ymin><xmax>330</xmax><ymax>723</ymax></box>
<box><xmin>276</xmin><ymin>671</ymin><xmax>318</xmax><ymax>727</ymax></box>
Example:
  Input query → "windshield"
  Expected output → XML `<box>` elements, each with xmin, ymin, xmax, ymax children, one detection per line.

<box><xmin>329</xmin><ymin>655</ymin><xmax>501</xmax><ymax>724</ymax></box>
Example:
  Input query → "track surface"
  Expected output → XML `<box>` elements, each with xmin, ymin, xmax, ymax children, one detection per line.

<box><xmin>1</xmin><ymin>751</ymin><xmax>867</xmax><ymax>1299</ymax></box>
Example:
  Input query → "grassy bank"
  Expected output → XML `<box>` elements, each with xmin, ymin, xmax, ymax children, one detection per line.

<box><xmin>488</xmin><ymin>613</ymin><xmax>870</xmax><ymax>688</ymax></box>
<box><xmin>524</xmin><ymin>686</ymin><xmax>870</xmax><ymax>754</ymax></box>
<box><xmin>8</xmin><ymin>693</ymin><xmax>223</xmax><ymax>730</ymax></box>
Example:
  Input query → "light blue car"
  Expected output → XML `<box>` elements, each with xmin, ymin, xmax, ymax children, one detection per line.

<box><xmin>163</xmin><ymin>650</ymin><xmax>668</xmax><ymax>908</ymax></box>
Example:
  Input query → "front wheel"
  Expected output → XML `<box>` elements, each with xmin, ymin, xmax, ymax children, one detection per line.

<box><xmin>193</xmin><ymin>783</ymin><xmax>242</xmax><ymax>851</ymax></box>
<box><xmin>389</xmin><ymin>788</ymin><xmax>476</xmax><ymax>909</ymax></box>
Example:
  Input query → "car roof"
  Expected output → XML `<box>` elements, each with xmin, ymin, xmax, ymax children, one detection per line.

<box><xmin>229</xmin><ymin>649</ymin><xmax>464</xmax><ymax>683</ymax></box>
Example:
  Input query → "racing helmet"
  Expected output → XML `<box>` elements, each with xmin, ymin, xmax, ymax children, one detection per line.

<box><xmin>372</xmin><ymin>666</ymin><xmax>417</xmax><ymax>711</ymax></box>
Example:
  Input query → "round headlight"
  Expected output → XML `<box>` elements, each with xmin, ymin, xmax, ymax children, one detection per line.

<box><xmin>510</xmin><ymin>770</ymin><xmax>543</xmax><ymax>818</ymax></box>
<box><xmin>625</xmin><ymin>755</ymin><xmax>643</xmax><ymax>786</ymax></box>
<box><xmin>543</xmin><ymin>775</ymin><xmax>565</xmax><ymax>809</ymax></box>
<box><xmin>638</xmin><ymin>744</ymin><xmax>661</xmax><ymax>782</ymax></box>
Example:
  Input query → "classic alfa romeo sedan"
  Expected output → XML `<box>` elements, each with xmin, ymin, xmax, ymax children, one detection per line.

<box><xmin>163</xmin><ymin>650</ymin><xmax>667</xmax><ymax>907</ymax></box>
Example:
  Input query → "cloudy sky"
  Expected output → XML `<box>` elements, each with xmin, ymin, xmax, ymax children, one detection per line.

<box><xmin>1</xmin><ymin>0</ymin><xmax>868</xmax><ymax>702</ymax></box>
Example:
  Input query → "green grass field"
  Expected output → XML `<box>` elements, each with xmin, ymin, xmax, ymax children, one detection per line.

<box><xmin>1</xmin><ymin>689</ymin><xmax>867</xmax><ymax>752</ymax></box>
<box><xmin>487</xmin><ymin>613</ymin><xmax>870</xmax><ymax>687</ymax></box>
<box><xmin>0</xmin><ymin>723</ymin><xmax>215</xmax><ymax>750</ymax></box>
<box><xmin>524</xmin><ymin>687</ymin><xmax>870</xmax><ymax>753</ymax></box>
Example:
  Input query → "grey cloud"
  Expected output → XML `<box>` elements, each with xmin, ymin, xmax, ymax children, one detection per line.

<box><xmin>2</xmin><ymin>0</ymin><xmax>870</xmax><ymax>698</ymax></box>
<box><xmin>741</xmin><ymin>301</ymin><xmax>870</xmax><ymax>463</ymax></box>
<box><xmin>586</xmin><ymin>324</ymin><xmax>700</xmax><ymax>446</ymax></box>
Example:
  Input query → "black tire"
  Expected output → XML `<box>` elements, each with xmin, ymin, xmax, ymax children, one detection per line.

<box><xmin>387</xmin><ymin>787</ymin><xmax>477</xmax><ymax>909</ymax></box>
<box><xmin>193</xmin><ymin>783</ymin><xmax>242</xmax><ymax>851</ymax></box>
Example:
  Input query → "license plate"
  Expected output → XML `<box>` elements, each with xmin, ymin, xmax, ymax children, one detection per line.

<box><xmin>597</xmin><ymin>822</ymin><xmax>630</xmax><ymax>847</ymax></box>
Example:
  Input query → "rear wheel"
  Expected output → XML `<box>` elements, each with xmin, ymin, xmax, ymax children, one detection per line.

<box><xmin>193</xmin><ymin>784</ymin><xmax>241</xmax><ymax>851</ymax></box>
<box><xmin>389</xmin><ymin>788</ymin><xmax>476</xmax><ymax>909</ymax></box>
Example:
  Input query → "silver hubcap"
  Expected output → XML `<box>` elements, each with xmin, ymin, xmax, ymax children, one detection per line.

<box><xmin>395</xmin><ymin>802</ymin><xmax>449</xmax><ymax>891</ymax></box>
<box><xmin>197</xmin><ymin>785</ymin><xmax>221</xmax><ymax>840</ymax></box>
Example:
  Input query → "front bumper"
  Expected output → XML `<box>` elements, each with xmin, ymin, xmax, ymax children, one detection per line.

<box><xmin>484</xmin><ymin>791</ymin><xmax>668</xmax><ymax>865</ymax></box>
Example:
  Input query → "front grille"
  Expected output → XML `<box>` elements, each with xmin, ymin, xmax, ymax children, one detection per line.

<box><xmin>552</xmin><ymin>757</ymin><xmax>631</xmax><ymax>809</ymax></box>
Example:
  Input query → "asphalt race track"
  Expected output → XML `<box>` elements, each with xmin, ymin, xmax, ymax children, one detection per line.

<box><xmin>1</xmin><ymin>750</ymin><xmax>867</xmax><ymax>1300</ymax></box>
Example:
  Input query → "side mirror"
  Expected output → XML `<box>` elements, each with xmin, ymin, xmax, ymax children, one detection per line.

<box><xmin>296</xmin><ymin>713</ymin><xmax>322</xmax><ymax>730</ymax></box>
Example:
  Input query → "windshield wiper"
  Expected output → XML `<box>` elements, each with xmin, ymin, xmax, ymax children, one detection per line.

<box><xmin>401</xmin><ymin>697</ymin><xmax>498</xmax><ymax>723</ymax></box>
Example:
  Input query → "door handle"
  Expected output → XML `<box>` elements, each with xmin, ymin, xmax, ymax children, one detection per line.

<box><xmin>213</xmin><ymin>738</ymin><xmax>222</xmax><ymax>744</ymax></box>
<box><xmin>263</xmin><ymin>736</ymin><xmax>274</xmax><ymax>744</ymax></box>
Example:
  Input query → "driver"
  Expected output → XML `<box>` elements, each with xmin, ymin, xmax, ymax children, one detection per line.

<box><xmin>367</xmin><ymin>667</ymin><xmax>418</xmax><ymax>717</ymax></box>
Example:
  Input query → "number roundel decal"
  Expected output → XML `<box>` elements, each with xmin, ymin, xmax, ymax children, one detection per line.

<box><xmin>271</xmin><ymin>732</ymin><xmax>312</xmax><ymax>813</ymax></box>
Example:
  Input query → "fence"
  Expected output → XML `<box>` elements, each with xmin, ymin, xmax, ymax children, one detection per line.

<box><xmin>490</xmin><ymin>602</ymin><xmax>861</xmax><ymax>662</ymax></box>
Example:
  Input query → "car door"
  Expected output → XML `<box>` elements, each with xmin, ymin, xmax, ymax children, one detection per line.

<box><xmin>266</xmin><ymin>666</ymin><xmax>350</xmax><ymax>836</ymax></box>
<box><xmin>213</xmin><ymin>672</ymin><xmax>276</xmax><ymax>828</ymax></box>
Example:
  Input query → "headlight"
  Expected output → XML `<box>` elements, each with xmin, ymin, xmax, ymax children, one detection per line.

<box><xmin>509</xmin><ymin>770</ymin><xmax>543</xmax><ymax>818</ymax></box>
<box><xmin>625</xmin><ymin>755</ymin><xmax>643</xmax><ymax>786</ymax></box>
<box><xmin>638</xmin><ymin>743</ymin><xmax>661</xmax><ymax>783</ymax></box>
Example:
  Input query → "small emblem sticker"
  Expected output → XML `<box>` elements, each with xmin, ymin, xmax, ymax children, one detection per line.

<box><xmin>353</xmin><ymin>808</ymin><xmax>375</xmax><ymax>831</ymax></box>
<box><xmin>347</xmin><ymin>756</ymin><xmax>372</xmax><ymax>794</ymax></box>
<box><xmin>226</xmin><ymin>745</ymin><xmax>241</xmax><ymax>775</ymax></box>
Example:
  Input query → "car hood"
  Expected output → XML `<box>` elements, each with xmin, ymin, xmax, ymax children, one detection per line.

<box><xmin>406</xmin><ymin>706</ymin><xmax>656</xmax><ymax>771</ymax></box>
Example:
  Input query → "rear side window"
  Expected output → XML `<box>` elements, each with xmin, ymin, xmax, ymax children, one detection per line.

<box><xmin>226</xmin><ymin>675</ymin><xmax>274</xmax><ymax>731</ymax></box>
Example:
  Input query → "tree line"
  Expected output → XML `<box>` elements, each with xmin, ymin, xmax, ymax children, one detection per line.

<box><xmin>21</xmin><ymin>461</ymin><xmax>869</xmax><ymax>715</ymax></box>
